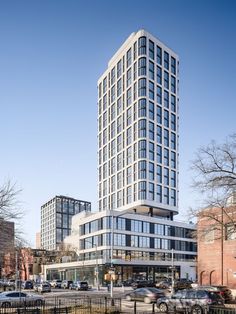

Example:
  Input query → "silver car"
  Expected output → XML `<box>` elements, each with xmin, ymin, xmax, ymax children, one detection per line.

<box><xmin>0</xmin><ymin>292</ymin><xmax>44</xmax><ymax>308</ymax></box>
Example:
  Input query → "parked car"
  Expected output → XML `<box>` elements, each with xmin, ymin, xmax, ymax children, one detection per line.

<box><xmin>69</xmin><ymin>281</ymin><xmax>88</xmax><ymax>291</ymax></box>
<box><xmin>156</xmin><ymin>280</ymin><xmax>172</xmax><ymax>290</ymax></box>
<box><xmin>0</xmin><ymin>291</ymin><xmax>44</xmax><ymax>308</ymax></box>
<box><xmin>157</xmin><ymin>289</ymin><xmax>224</xmax><ymax>313</ymax></box>
<box><xmin>131</xmin><ymin>280</ymin><xmax>156</xmax><ymax>289</ymax></box>
<box><xmin>50</xmin><ymin>280</ymin><xmax>62</xmax><ymax>288</ymax></box>
<box><xmin>126</xmin><ymin>287</ymin><xmax>165</xmax><ymax>304</ymax></box>
<box><xmin>34</xmin><ymin>282</ymin><xmax>51</xmax><ymax>293</ymax></box>
<box><xmin>174</xmin><ymin>279</ymin><xmax>193</xmax><ymax>290</ymax></box>
<box><xmin>21</xmin><ymin>281</ymin><xmax>33</xmax><ymax>290</ymax></box>
<box><xmin>196</xmin><ymin>286</ymin><xmax>233</xmax><ymax>303</ymax></box>
<box><xmin>61</xmin><ymin>280</ymin><xmax>73</xmax><ymax>289</ymax></box>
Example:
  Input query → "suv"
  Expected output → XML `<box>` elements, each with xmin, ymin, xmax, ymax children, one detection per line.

<box><xmin>157</xmin><ymin>289</ymin><xmax>224</xmax><ymax>313</ymax></box>
<box><xmin>197</xmin><ymin>286</ymin><xmax>233</xmax><ymax>303</ymax></box>
<box><xmin>69</xmin><ymin>281</ymin><xmax>88</xmax><ymax>291</ymax></box>
<box><xmin>22</xmin><ymin>281</ymin><xmax>33</xmax><ymax>290</ymax></box>
<box><xmin>61</xmin><ymin>280</ymin><xmax>73</xmax><ymax>289</ymax></box>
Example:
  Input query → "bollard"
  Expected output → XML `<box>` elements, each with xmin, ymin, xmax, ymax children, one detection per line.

<box><xmin>134</xmin><ymin>301</ymin><xmax>137</xmax><ymax>314</ymax></box>
<box><xmin>152</xmin><ymin>302</ymin><xmax>155</xmax><ymax>313</ymax></box>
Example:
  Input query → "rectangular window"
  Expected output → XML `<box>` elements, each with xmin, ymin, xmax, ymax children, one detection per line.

<box><xmin>127</xmin><ymin>127</ymin><xmax>132</xmax><ymax>145</ymax></box>
<box><xmin>156</xmin><ymin>185</ymin><xmax>162</xmax><ymax>202</ymax></box>
<box><xmin>171</xmin><ymin>132</ymin><xmax>176</xmax><ymax>149</ymax></box>
<box><xmin>149</xmin><ymin>122</ymin><xmax>154</xmax><ymax>140</ymax></box>
<box><xmin>171</xmin><ymin>76</ymin><xmax>176</xmax><ymax>93</ymax></box>
<box><xmin>164</xmin><ymin>168</ymin><xmax>169</xmax><ymax>185</ymax></box>
<box><xmin>138</xmin><ymin>119</ymin><xmax>146</xmax><ymax>138</ymax></box>
<box><xmin>127</xmin><ymin>146</ymin><xmax>132</xmax><ymax>165</ymax></box>
<box><xmin>156</xmin><ymin>45</ymin><xmax>162</xmax><ymax>65</ymax></box>
<box><xmin>127</xmin><ymin>166</ymin><xmax>132</xmax><ymax>185</ymax></box>
<box><xmin>127</xmin><ymin>107</ymin><xmax>132</xmax><ymax>126</ymax></box>
<box><xmin>138</xmin><ymin>57</ymin><xmax>146</xmax><ymax>76</ymax></box>
<box><xmin>149</xmin><ymin>101</ymin><xmax>154</xmax><ymax>120</ymax></box>
<box><xmin>149</xmin><ymin>40</ymin><xmax>154</xmax><ymax>59</ymax></box>
<box><xmin>127</xmin><ymin>88</ymin><xmax>132</xmax><ymax>106</ymax></box>
<box><xmin>149</xmin><ymin>162</ymin><xmax>154</xmax><ymax>181</ymax></box>
<box><xmin>138</xmin><ymin>98</ymin><xmax>146</xmax><ymax>117</ymax></box>
<box><xmin>138</xmin><ymin>161</ymin><xmax>147</xmax><ymax>179</ymax></box>
<box><xmin>164</xmin><ymin>187</ymin><xmax>169</xmax><ymax>204</ymax></box>
<box><xmin>111</xmin><ymin>67</ymin><xmax>115</xmax><ymax>86</ymax></box>
<box><xmin>127</xmin><ymin>68</ymin><xmax>131</xmax><ymax>87</ymax></box>
<box><xmin>117</xmin><ymin>97</ymin><xmax>122</xmax><ymax>115</ymax></box>
<box><xmin>164</xmin><ymin>129</ymin><xmax>169</xmax><ymax>147</ymax></box>
<box><xmin>157</xmin><ymin>126</ymin><xmax>162</xmax><ymax>144</ymax></box>
<box><xmin>171</xmin><ymin>151</ymin><xmax>176</xmax><ymax>168</ymax></box>
<box><xmin>164</xmin><ymin>90</ymin><xmax>169</xmax><ymax>108</ymax></box>
<box><xmin>171</xmin><ymin>113</ymin><xmax>176</xmax><ymax>131</ymax></box>
<box><xmin>170</xmin><ymin>189</ymin><xmax>176</xmax><ymax>206</ymax></box>
<box><xmin>164</xmin><ymin>71</ymin><xmax>169</xmax><ymax>89</ymax></box>
<box><xmin>149</xmin><ymin>142</ymin><xmax>154</xmax><ymax>161</ymax></box>
<box><xmin>164</xmin><ymin>51</ymin><xmax>169</xmax><ymax>70</ymax></box>
<box><xmin>111</xmin><ymin>85</ymin><xmax>115</xmax><ymax>103</ymax></box>
<box><xmin>164</xmin><ymin>148</ymin><xmax>169</xmax><ymax>166</ymax></box>
<box><xmin>117</xmin><ymin>60</ymin><xmax>122</xmax><ymax>78</ymax></box>
<box><xmin>103</xmin><ymin>77</ymin><xmax>107</xmax><ymax>94</ymax></box>
<box><xmin>171</xmin><ymin>95</ymin><xmax>176</xmax><ymax>112</ymax></box>
<box><xmin>164</xmin><ymin>110</ymin><xmax>169</xmax><ymax>128</ymax></box>
<box><xmin>138</xmin><ymin>78</ymin><xmax>146</xmax><ymax>97</ymax></box>
<box><xmin>157</xmin><ymin>165</ymin><xmax>162</xmax><ymax>183</ymax></box>
<box><xmin>171</xmin><ymin>56</ymin><xmax>176</xmax><ymax>75</ymax></box>
<box><xmin>133</xmin><ymin>42</ymin><xmax>137</xmax><ymax>60</ymax></box>
<box><xmin>157</xmin><ymin>66</ymin><xmax>162</xmax><ymax>84</ymax></box>
<box><xmin>127</xmin><ymin>48</ymin><xmax>132</xmax><ymax>68</ymax></box>
<box><xmin>127</xmin><ymin>186</ymin><xmax>132</xmax><ymax>204</ymax></box>
<box><xmin>138</xmin><ymin>181</ymin><xmax>146</xmax><ymax>200</ymax></box>
<box><xmin>157</xmin><ymin>145</ymin><xmax>162</xmax><ymax>163</ymax></box>
<box><xmin>148</xmin><ymin>182</ymin><xmax>154</xmax><ymax>200</ymax></box>
<box><xmin>138</xmin><ymin>140</ymin><xmax>146</xmax><ymax>158</ymax></box>
<box><xmin>171</xmin><ymin>170</ymin><xmax>176</xmax><ymax>187</ymax></box>
<box><xmin>157</xmin><ymin>106</ymin><xmax>162</xmax><ymax>124</ymax></box>
<box><xmin>149</xmin><ymin>81</ymin><xmax>154</xmax><ymax>100</ymax></box>
<box><xmin>157</xmin><ymin>86</ymin><xmax>162</xmax><ymax>104</ymax></box>
<box><xmin>138</xmin><ymin>36</ymin><xmax>146</xmax><ymax>55</ymax></box>
<box><xmin>149</xmin><ymin>61</ymin><xmax>154</xmax><ymax>80</ymax></box>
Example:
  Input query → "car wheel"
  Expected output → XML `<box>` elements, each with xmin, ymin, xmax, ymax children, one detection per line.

<box><xmin>159</xmin><ymin>303</ymin><xmax>168</xmax><ymax>312</ymax></box>
<box><xmin>144</xmin><ymin>297</ymin><xmax>151</xmax><ymax>304</ymax></box>
<box><xmin>191</xmin><ymin>305</ymin><xmax>203</xmax><ymax>314</ymax></box>
<box><xmin>126</xmin><ymin>295</ymin><xmax>132</xmax><ymax>301</ymax></box>
<box><xmin>2</xmin><ymin>303</ymin><xmax>11</xmax><ymax>308</ymax></box>
<box><xmin>35</xmin><ymin>300</ymin><xmax>43</xmax><ymax>307</ymax></box>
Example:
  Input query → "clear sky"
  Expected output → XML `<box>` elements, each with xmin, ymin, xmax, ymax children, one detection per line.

<box><xmin>0</xmin><ymin>0</ymin><xmax>235</xmax><ymax>246</ymax></box>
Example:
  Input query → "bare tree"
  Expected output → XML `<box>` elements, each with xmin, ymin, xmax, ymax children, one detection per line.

<box><xmin>190</xmin><ymin>134</ymin><xmax>236</xmax><ymax>240</ymax></box>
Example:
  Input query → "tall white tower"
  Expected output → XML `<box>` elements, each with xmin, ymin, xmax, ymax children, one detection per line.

<box><xmin>98</xmin><ymin>30</ymin><xmax>179</xmax><ymax>218</ymax></box>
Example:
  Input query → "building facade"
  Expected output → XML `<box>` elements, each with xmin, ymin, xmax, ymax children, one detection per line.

<box><xmin>41</xmin><ymin>195</ymin><xmax>91</xmax><ymax>250</ymax></box>
<box><xmin>43</xmin><ymin>30</ymin><xmax>197</xmax><ymax>285</ymax></box>
<box><xmin>0</xmin><ymin>218</ymin><xmax>14</xmax><ymax>278</ymax></box>
<box><xmin>198</xmin><ymin>206</ymin><xmax>236</xmax><ymax>288</ymax></box>
<box><xmin>98</xmin><ymin>30</ymin><xmax>178</xmax><ymax>218</ymax></box>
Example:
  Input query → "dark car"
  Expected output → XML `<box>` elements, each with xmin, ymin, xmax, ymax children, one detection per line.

<box><xmin>22</xmin><ymin>281</ymin><xmax>33</xmax><ymax>290</ymax></box>
<box><xmin>51</xmin><ymin>280</ymin><xmax>62</xmax><ymax>288</ymax></box>
<box><xmin>157</xmin><ymin>289</ymin><xmax>224</xmax><ymax>313</ymax></box>
<box><xmin>61</xmin><ymin>280</ymin><xmax>73</xmax><ymax>289</ymax></box>
<box><xmin>196</xmin><ymin>286</ymin><xmax>233</xmax><ymax>303</ymax></box>
<box><xmin>132</xmin><ymin>280</ymin><xmax>156</xmax><ymax>289</ymax></box>
<box><xmin>156</xmin><ymin>280</ymin><xmax>172</xmax><ymax>290</ymax></box>
<box><xmin>126</xmin><ymin>287</ymin><xmax>165</xmax><ymax>304</ymax></box>
<box><xmin>69</xmin><ymin>281</ymin><xmax>88</xmax><ymax>291</ymax></box>
<box><xmin>174</xmin><ymin>279</ymin><xmax>193</xmax><ymax>290</ymax></box>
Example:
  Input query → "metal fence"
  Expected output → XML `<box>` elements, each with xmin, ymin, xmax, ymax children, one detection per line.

<box><xmin>0</xmin><ymin>297</ymin><xmax>121</xmax><ymax>314</ymax></box>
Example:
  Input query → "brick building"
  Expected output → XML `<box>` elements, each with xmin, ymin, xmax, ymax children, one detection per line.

<box><xmin>0</xmin><ymin>218</ymin><xmax>14</xmax><ymax>277</ymax></box>
<box><xmin>198</xmin><ymin>206</ymin><xmax>236</xmax><ymax>288</ymax></box>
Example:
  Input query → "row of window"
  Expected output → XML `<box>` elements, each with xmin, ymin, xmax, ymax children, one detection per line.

<box><xmin>98</xmin><ymin>36</ymin><xmax>177</xmax><ymax>98</ymax></box>
<box><xmin>82</xmin><ymin>233</ymin><xmax>196</xmax><ymax>251</ymax></box>
<box><xmin>81</xmin><ymin>217</ymin><xmax>193</xmax><ymax>239</ymax></box>
<box><xmin>99</xmin><ymin>98</ymin><xmax>177</xmax><ymax>135</ymax></box>
<box><xmin>99</xmin><ymin>124</ymin><xmax>177</xmax><ymax>151</ymax></box>
<box><xmin>99</xmin><ymin>142</ymin><xmax>177</xmax><ymax>170</ymax></box>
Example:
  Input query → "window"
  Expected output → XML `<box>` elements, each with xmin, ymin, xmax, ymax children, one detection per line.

<box><xmin>171</xmin><ymin>132</ymin><xmax>176</xmax><ymax>149</ymax></box>
<box><xmin>149</xmin><ymin>40</ymin><xmax>154</xmax><ymax>59</ymax></box>
<box><xmin>138</xmin><ymin>161</ymin><xmax>147</xmax><ymax>179</ymax></box>
<box><xmin>138</xmin><ymin>36</ymin><xmax>146</xmax><ymax>55</ymax></box>
<box><xmin>127</xmin><ymin>167</ymin><xmax>132</xmax><ymax>184</ymax></box>
<box><xmin>164</xmin><ymin>110</ymin><xmax>169</xmax><ymax>127</ymax></box>
<box><xmin>114</xmin><ymin>233</ymin><xmax>126</xmax><ymax>246</ymax></box>
<box><xmin>127</xmin><ymin>48</ymin><xmax>132</xmax><ymax>68</ymax></box>
<box><xmin>171</xmin><ymin>113</ymin><xmax>176</xmax><ymax>131</ymax></box>
<box><xmin>133</xmin><ymin>41</ymin><xmax>137</xmax><ymax>60</ymax></box>
<box><xmin>156</xmin><ymin>45</ymin><xmax>162</xmax><ymax>65</ymax></box>
<box><xmin>139</xmin><ymin>236</ymin><xmax>150</xmax><ymax>248</ymax></box>
<box><xmin>171</xmin><ymin>94</ymin><xmax>176</xmax><ymax>112</ymax></box>
<box><xmin>127</xmin><ymin>186</ymin><xmax>132</xmax><ymax>204</ymax></box>
<box><xmin>117</xmin><ymin>172</ymin><xmax>122</xmax><ymax>189</ymax></box>
<box><xmin>157</xmin><ymin>66</ymin><xmax>162</xmax><ymax>84</ymax></box>
<box><xmin>127</xmin><ymin>108</ymin><xmax>132</xmax><ymax>126</ymax></box>
<box><xmin>225</xmin><ymin>224</ymin><xmax>236</xmax><ymax>240</ymax></box>
<box><xmin>156</xmin><ymin>185</ymin><xmax>162</xmax><ymax>202</ymax></box>
<box><xmin>164</xmin><ymin>71</ymin><xmax>169</xmax><ymax>89</ymax></box>
<box><xmin>157</xmin><ymin>86</ymin><xmax>162</xmax><ymax>104</ymax></box>
<box><xmin>157</xmin><ymin>145</ymin><xmax>162</xmax><ymax>163</ymax></box>
<box><xmin>154</xmin><ymin>238</ymin><xmax>161</xmax><ymax>249</ymax></box>
<box><xmin>111</xmin><ymin>175</ymin><xmax>115</xmax><ymax>192</ymax></box>
<box><xmin>138</xmin><ymin>78</ymin><xmax>146</xmax><ymax>97</ymax></box>
<box><xmin>164</xmin><ymin>168</ymin><xmax>169</xmax><ymax>185</ymax></box>
<box><xmin>149</xmin><ymin>122</ymin><xmax>154</xmax><ymax>140</ymax></box>
<box><xmin>149</xmin><ymin>142</ymin><xmax>154</xmax><ymax>161</ymax></box>
<box><xmin>164</xmin><ymin>51</ymin><xmax>169</xmax><ymax>70</ymax></box>
<box><xmin>164</xmin><ymin>129</ymin><xmax>169</xmax><ymax>147</ymax></box>
<box><xmin>164</xmin><ymin>148</ymin><xmax>169</xmax><ymax>166</ymax></box>
<box><xmin>149</xmin><ymin>162</ymin><xmax>154</xmax><ymax>180</ymax></box>
<box><xmin>149</xmin><ymin>81</ymin><xmax>154</xmax><ymax>100</ymax></box>
<box><xmin>157</xmin><ymin>165</ymin><xmax>162</xmax><ymax>183</ymax></box>
<box><xmin>117</xmin><ymin>60</ymin><xmax>122</xmax><ymax>78</ymax></box>
<box><xmin>157</xmin><ymin>126</ymin><xmax>162</xmax><ymax>144</ymax></box>
<box><xmin>111</xmin><ymin>67</ymin><xmax>115</xmax><ymax>85</ymax></box>
<box><xmin>171</xmin><ymin>76</ymin><xmax>176</xmax><ymax>93</ymax></box>
<box><xmin>111</xmin><ymin>121</ymin><xmax>116</xmax><ymax>139</ymax></box>
<box><xmin>127</xmin><ymin>88</ymin><xmax>132</xmax><ymax>106</ymax></box>
<box><xmin>103</xmin><ymin>77</ymin><xmax>107</xmax><ymax>94</ymax></box>
<box><xmin>138</xmin><ymin>140</ymin><xmax>146</xmax><ymax>158</ymax></box>
<box><xmin>171</xmin><ymin>56</ymin><xmax>176</xmax><ymax>75</ymax></box>
<box><xmin>149</xmin><ymin>101</ymin><xmax>154</xmax><ymax>120</ymax></box>
<box><xmin>111</xmin><ymin>139</ymin><xmax>116</xmax><ymax>156</ymax></box>
<box><xmin>103</xmin><ymin>128</ymin><xmax>107</xmax><ymax>145</ymax></box>
<box><xmin>103</xmin><ymin>94</ymin><xmax>107</xmax><ymax>111</ymax></box>
<box><xmin>138</xmin><ymin>119</ymin><xmax>146</xmax><ymax>138</ymax></box>
<box><xmin>138</xmin><ymin>181</ymin><xmax>146</xmax><ymax>200</ymax></box>
<box><xmin>157</xmin><ymin>106</ymin><xmax>162</xmax><ymax>124</ymax></box>
<box><xmin>117</xmin><ymin>97</ymin><xmax>122</xmax><ymax>115</ymax></box>
<box><xmin>171</xmin><ymin>170</ymin><xmax>176</xmax><ymax>187</ymax></box>
<box><xmin>204</xmin><ymin>229</ymin><xmax>215</xmax><ymax>243</ymax></box>
<box><xmin>133</xmin><ymin>61</ymin><xmax>137</xmax><ymax>80</ymax></box>
<box><xmin>111</xmin><ymin>104</ymin><xmax>115</xmax><ymax>121</ymax></box>
<box><xmin>133</xmin><ymin>82</ymin><xmax>137</xmax><ymax>100</ymax></box>
<box><xmin>164</xmin><ymin>91</ymin><xmax>169</xmax><ymax>108</ymax></box>
<box><xmin>117</xmin><ymin>153</ymin><xmax>122</xmax><ymax>171</ymax></box>
<box><xmin>127</xmin><ymin>68</ymin><xmax>131</xmax><ymax>87</ymax></box>
<box><xmin>138</xmin><ymin>57</ymin><xmax>146</xmax><ymax>76</ymax></box>
<box><xmin>170</xmin><ymin>189</ymin><xmax>176</xmax><ymax>206</ymax></box>
<box><xmin>110</xmin><ymin>158</ymin><xmax>115</xmax><ymax>175</ymax></box>
<box><xmin>164</xmin><ymin>187</ymin><xmax>169</xmax><ymax>204</ymax></box>
<box><xmin>149</xmin><ymin>61</ymin><xmax>154</xmax><ymax>80</ymax></box>
<box><xmin>131</xmin><ymin>220</ymin><xmax>142</xmax><ymax>232</ymax></box>
<box><xmin>171</xmin><ymin>151</ymin><xmax>176</xmax><ymax>168</ymax></box>
<box><xmin>127</xmin><ymin>146</ymin><xmax>132</xmax><ymax>165</ymax></box>
<box><xmin>138</xmin><ymin>98</ymin><xmax>146</xmax><ymax>117</ymax></box>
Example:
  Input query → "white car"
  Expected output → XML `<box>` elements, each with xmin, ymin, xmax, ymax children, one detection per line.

<box><xmin>0</xmin><ymin>292</ymin><xmax>44</xmax><ymax>308</ymax></box>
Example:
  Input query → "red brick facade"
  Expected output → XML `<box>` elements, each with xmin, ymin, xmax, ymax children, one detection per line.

<box><xmin>198</xmin><ymin>207</ymin><xmax>236</xmax><ymax>288</ymax></box>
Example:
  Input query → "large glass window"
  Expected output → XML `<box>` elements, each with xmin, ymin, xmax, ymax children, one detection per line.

<box><xmin>139</xmin><ymin>236</ymin><xmax>150</xmax><ymax>248</ymax></box>
<box><xmin>126</xmin><ymin>69</ymin><xmax>131</xmax><ymax>88</ymax></box>
<box><xmin>171</xmin><ymin>170</ymin><xmax>176</xmax><ymax>187</ymax></box>
<box><xmin>164</xmin><ymin>91</ymin><xmax>169</xmax><ymax>108</ymax></box>
<box><xmin>164</xmin><ymin>148</ymin><xmax>169</xmax><ymax>166</ymax></box>
<box><xmin>114</xmin><ymin>233</ymin><xmax>126</xmax><ymax>246</ymax></box>
<box><xmin>138</xmin><ymin>78</ymin><xmax>146</xmax><ymax>97</ymax></box>
<box><xmin>138</xmin><ymin>161</ymin><xmax>147</xmax><ymax>179</ymax></box>
<box><xmin>131</xmin><ymin>220</ymin><xmax>142</xmax><ymax>232</ymax></box>
<box><xmin>157</xmin><ymin>86</ymin><xmax>162</xmax><ymax>104</ymax></box>
<box><xmin>164</xmin><ymin>129</ymin><xmax>169</xmax><ymax>147</ymax></box>
<box><xmin>164</xmin><ymin>187</ymin><xmax>169</xmax><ymax>204</ymax></box>
<box><xmin>138</xmin><ymin>36</ymin><xmax>146</xmax><ymax>55</ymax></box>
<box><xmin>127</xmin><ymin>88</ymin><xmax>132</xmax><ymax>106</ymax></box>
<box><xmin>127</xmin><ymin>186</ymin><xmax>132</xmax><ymax>204</ymax></box>
<box><xmin>157</xmin><ymin>66</ymin><xmax>162</xmax><ymax>84</ymax></box>
<box><xmin>149</xmin><ymin>61</ymin><xmax>154</xmax><ymax>80</ymax></box>
<box><xmin>171</xmin><ymin>151</ymin><xmax>176</xmax><ymax>168</ymax></box>
<box><xmin>164</xmin><ymin>168</ymin><xmax>169</xmax><ymax>185</ymax></box>
<box><xmin>156</xmin><ymin>185</ymin><xmax>162</xmax><ymax>202</ymax></box>
<box><xmin>138</xmin><ymin>119</ymin><xmax>146</xmax><ymax>138</ymax></box>
<box><xmin>138</xmin><ymin>98</ymin><xmax>146</xmax><ymax>117</ymax></box>
<box><xmin>138</xmin><ymin>140</ymin><xmax>146</xmax><ymax>158</ymax></box>
<box><xmin>157</xmin><ymin>145</ymin><xmax>162</xmax><ymax>163</ymax></box>
<box><xmin>171</xmin><ymin>95</ymin><xmax>176</xmax><ymax>112</ymax></box>
<box><xmin>157</xmin><ymin>126</ymin><xmax>162</xmax><ymax>144</ymax></box>
<box><xmin>156</xmin><ymin>45</ymin><xmax>162</xmax><ymax>65</ymax></box>
<box><xmin>171</xmin><ymin>132</ymin><xmax>176</xmax><ymax>149</ymax></box>
<box><xmin>138</xmin><ymin>57</ymin><xmax>146</xmax><ymax>76</ymax></box>
<box><xmin>164</xmin><ymin>71</ymin><xmax>169</xmax><ymax>89</ymax></box>
<box><xmin>127</xmin><ymin>166</ymin><xmax>132</xmax><ymax>184</ymax></box>
<box><xmin>171</xmin><ymin>113</ymin><xmax>176</xmax><ymax>131</ymax></box>
<box><xmin>149</xmin><ymin>40</ymin><xmax>154</xmax><ymax>59</ymax></box>
<box><xmin>171</xmin><ymin>56</ymin><xmax>176</xmax><ymax>75</ymax></box>
<box><xmin>138</xmin><ymin>181</ymin><xmax>146</xmax><ymax>200</ymax></box>
<box><xmin>149</xmin><ymin>122</ymin><xmax>154</xmax><ymax>140</ymax></box>
<box><xmin>164</xmin><ymin>110</ymin><xmax>169</xmax><ymax>128</ymax></box>
<box><xmin>149</xmin><ymin>101</ymin><xmax>154</xmax><ymax>120</ymax></box>
<box><xmin>171</xmin><ymin>76</ymin><xmax>176</xmax><ymax>93</ymax></box>
<box><xmin>127</xmin><ymin>127</ymin><xmax>132</xmax><ymax>145</ymax></box>
<box><xmin>149</xmin><ymin>162</ymin><xmax>154</xmax><ymax>181</ymax></box>
<box><xmin>149</xmin><ymin>81</ymin><xmax>154</xmax><ymax>100</ymax></box>
<box><xmin>127</xmin><ymin>48</ymin><xmax>132</xmax><ymax>68</ymax></box>
<box><xmin>164</xmin><ymin>51</ymin><xmax>169</xmax><ymax>70</ymax></box>
<box><xmin>157</xmin><ymin>105</ymin><xmax>162</xmax><ymax>124</ymax></box>
<box><xmin>157</xmin><ymin>165</ymin><xmax>162</xmax><ymax>183</ymax></box>
<box><xmin>149</xmin><ymin>142</ymin><xmax>154</xmax><ymax>161</ymax></box>
<box><xmin>117</xmin><ymin>60</ymin><xmax>122</xmax><ymax>78</ymax></box>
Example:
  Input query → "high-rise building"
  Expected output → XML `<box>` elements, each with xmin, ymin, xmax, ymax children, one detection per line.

<box><xmin>43</xmin><ymin>30</ymin><xmax>197</xmax><ymax>284</ymax></box>
<box><xmin>98</xmin><ymin>30</ymin><xmax>178</xmax><ymax>218</ymax></box>
<box><xmin>41</xmin><ymin>195</ymin><xmax>91</xmax><ymax>250</ymax></box>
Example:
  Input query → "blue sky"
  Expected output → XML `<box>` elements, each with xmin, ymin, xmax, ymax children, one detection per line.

<box><xmin>0</xmin><ymin>0</ymin><xmax>235</xmax><ymax>245</ymax></box>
